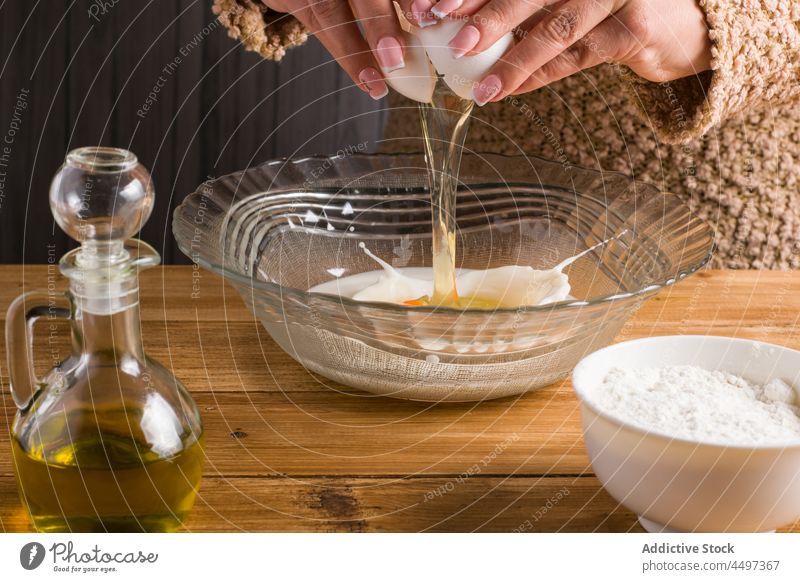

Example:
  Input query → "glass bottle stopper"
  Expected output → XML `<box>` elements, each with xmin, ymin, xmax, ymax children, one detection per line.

<box><xmin>49</xmin><ymin>146</ymin><xmax>160</xmax><ymax>315</ymax></box>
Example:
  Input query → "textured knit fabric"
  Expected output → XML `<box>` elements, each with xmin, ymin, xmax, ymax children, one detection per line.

<box><xmin>212</xmin><ymin>0</ymin><xmax>307</xmax><ymax>60</ymax></box>
<box><xmin>214</xmin><ymin>0</ymin><xmax>800</xmax><ymax>269</ymax></box>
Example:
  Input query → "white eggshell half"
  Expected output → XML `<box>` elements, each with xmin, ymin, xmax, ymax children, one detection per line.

<box><xmin>417</xmin><ymin>19</ymin><xmax>513</xmax><ymax>100</ymax></box>
<box><xmin>384</xmin><ymin>32</ymin><xmax>437</xmax><ymax>103</ymax></box>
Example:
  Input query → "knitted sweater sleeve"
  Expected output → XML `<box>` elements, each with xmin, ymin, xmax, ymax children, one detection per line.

<box><xmin>627</xmin><ymin>0</ymin><xmax>800</xmax><ymax>144</ymax></box>
<box><xmin>212</xmin><ymin>0</ymin><xmax>308</xmax><ymax>61</ymax></box>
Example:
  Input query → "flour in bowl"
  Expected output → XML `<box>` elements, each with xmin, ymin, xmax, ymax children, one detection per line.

<box><xmin>593</xmin><ymin>365</ymin><xmax>800</xmax><ymax>445</ymax></box>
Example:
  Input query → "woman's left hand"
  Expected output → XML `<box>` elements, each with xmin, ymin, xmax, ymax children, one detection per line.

<box><xmin>418</xmin><ymin>0</ymin><xmax>712</xmax><ymax>105</ymax></box>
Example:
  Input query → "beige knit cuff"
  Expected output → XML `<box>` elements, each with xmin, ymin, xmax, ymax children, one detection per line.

<box><xmin>212</xmin><ymin>0</ymin><xmax>308</xmax><ymax>61</ymax></box>
<box><xmin>624</xmin><ymin>0</ymin><xmax>800</xmax><ymax>144</ymax></box>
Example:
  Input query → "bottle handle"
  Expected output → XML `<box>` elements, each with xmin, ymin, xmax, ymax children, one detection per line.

<box><xmin>5</xmin><ymin>291</ymin><xmax>72</xmax><ymax>410</ymax></box>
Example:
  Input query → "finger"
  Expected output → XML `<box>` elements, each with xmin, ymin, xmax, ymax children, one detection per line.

<box><xmin>444</xmin><ymin>0</ymin><xmax>564</xmax><ymax>44</ymax></box>
<box><xmin>429</xmin><ymin>0</ymin><xmax>485</xmax><ymax>19</ymax></box>
<box><xmin>350</xmin><ymin>0</ymin><xmax>407</xmax><ymax>74</ymax></box>
<box><xmin>515</xmin><ymin>0</ymin><xmax>567</xmax><ymax>38</ymax></box>
<box><xmin>262</xmin><ymin>0</ymin><xmax>290</xmax><ymax>12</ymax></box>
<box><xmin>447</xmin><ymin>1</ymin><xmax>556</xmax><ymax>58</ymax></box>
<box><xmin>303</xmin><ymin>1</ymin><xmax>388</xmax><ymax>99</ymax></box>
<box><xmin>406</xmin><ymin>0</ymin><xmax>439</xmax><ymax>27</ymax></box>
<box><xmin>473</xmin><ymin>0</ymin><xmax>616</xmax><ymax>104</ymax></box>
<box><xmin>512</xmin><ymin>18</ymin><xmax>629</xmax><ymax>94</ymax></box>
<box><xmin>404</xmin><ymin>0</ymin><xmax>487</xmax><ymax>28</ymax></box>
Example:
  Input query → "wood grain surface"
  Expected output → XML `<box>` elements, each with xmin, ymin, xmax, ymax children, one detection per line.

<box><xmin>1</xmin><ymin>266</ymin><xmax>799</xmax><ymax>532</ymax></box>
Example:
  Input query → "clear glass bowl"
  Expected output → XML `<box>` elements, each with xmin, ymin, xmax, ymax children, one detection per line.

<box><xmin>173</xmin><ymin>153</ymin><xmax>714</xmax><ymax>401</ymax></box>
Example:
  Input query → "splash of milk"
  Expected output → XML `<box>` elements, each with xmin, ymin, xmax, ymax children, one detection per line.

<box><xmin>452</xmin><ymin>237</ymin><xmax>612</xmax><ymax>307</ymax></box>
<box><xmin>311</xmin><ymin>234</ymin><xmax>625</xmax><ymax>308</ymax></box>
<box><xmin>353</xmin><ymin>242</ymin><xmax>433</xmax><ymax>303</ymax></box>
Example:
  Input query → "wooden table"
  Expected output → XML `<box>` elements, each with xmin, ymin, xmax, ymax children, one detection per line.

<box><xmin>1</xmin><ymin>266</ymin><xmax>799</xmax><ymax>533</ymax></box>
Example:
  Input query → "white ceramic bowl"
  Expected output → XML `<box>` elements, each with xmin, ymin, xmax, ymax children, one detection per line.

<box><xmin>572</xmin><ymin>335</ymin><xmax>800</xmax><ymax>532</ymax></box>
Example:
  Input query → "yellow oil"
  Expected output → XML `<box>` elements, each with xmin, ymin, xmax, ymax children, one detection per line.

<box><xmin>12</xmin><ymin>428</ymin><xmax>204</xmax><ymax>533</ymax></box>
<box><xmin>406</xmin><ymin>294</ymin><xmax>508</xmax><ymax>310</ymax></box>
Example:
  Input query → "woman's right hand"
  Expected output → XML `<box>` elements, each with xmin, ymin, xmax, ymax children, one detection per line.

<box><xmin>262</xmin><ymin>0</ymin><xmax>407</xmax><ymax>100</ymax></box>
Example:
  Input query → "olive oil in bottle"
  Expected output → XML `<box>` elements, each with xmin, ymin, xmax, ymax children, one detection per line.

<box><xmin>6</xmin><ymin>147</ymin><xmax>204</xmax><ymax>532</ymax></box>
<box><xmin>12</xmin><ymin>431</ymin><xmax>204</xmax><ymax>533</ymax></box>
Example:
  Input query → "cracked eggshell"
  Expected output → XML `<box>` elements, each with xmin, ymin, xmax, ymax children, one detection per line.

<box><xmin>384</xmin><ymin>31</ymin><xmax>437</xmax><ymax>103</ymax></box>
<box><xmin>416</xmin><ymin>19</ymin><xmax>513</xmax><ymax>101</ymax></box>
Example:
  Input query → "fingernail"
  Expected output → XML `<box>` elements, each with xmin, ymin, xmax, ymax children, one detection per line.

<box><xmin>359</xmin><ymin>67</ymin><xmax>388</xmax><ymax>100</ymax></box>
<box><xmin>432</xmin><ymin>0</ymin><xmax>462</xmax><ymax>18</ymax></box>
<box><xmin>411</xmin><ymin>0</ymin><xmax>437</xmax><ymax>27</ymax></box>
<box><xmin>448</xmin><ymin>24</ymin><xmax>480</xmax><ymax>59</ymax></box>
<box><xmin>473</xmin><ymin>74</ymin><xmax>502</xmax><ymax>106</ymax></box>
<box><xmin>376</xmin><ymin>36</ymin><xmax>405</xmax><ymax>73</ymax></box>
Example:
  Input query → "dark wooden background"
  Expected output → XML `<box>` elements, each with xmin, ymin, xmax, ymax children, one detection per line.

<box><xmin>0</xmin><ymin>1</ymin><xmax>387</xmax><ymax>264</ymax></box>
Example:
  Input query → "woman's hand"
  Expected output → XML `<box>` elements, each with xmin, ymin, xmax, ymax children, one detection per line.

<box><xmin>263</xmin><ymin>0</ymin><xmax>408</xmax><ymax>99</ymax></box>
<box><xmin>406</xmin><ymin>0</ymin><xmax>712</xmax><ymax>105</ymax></box>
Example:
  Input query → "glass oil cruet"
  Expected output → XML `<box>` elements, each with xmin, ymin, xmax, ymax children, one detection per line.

<box><xmin>5</xmin><ymin>147</ymin><xmax>204</xmax><ymax>532</ymax></box>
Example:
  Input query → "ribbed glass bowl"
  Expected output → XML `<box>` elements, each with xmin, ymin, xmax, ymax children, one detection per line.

<box><xmin>173</xmin><ymin>153</ymin><xmax>714</xmax><ymax>401</ymax></box>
